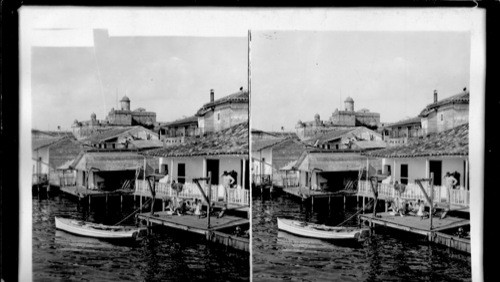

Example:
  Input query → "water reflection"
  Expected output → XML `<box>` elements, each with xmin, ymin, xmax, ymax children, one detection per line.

<box><xmin>33</xmin><ymin>192</ymin><xmax>249</xmax><ymax>281</ymax></box>
<box><xmin>253</xmin><ymin>193</ymin><xmax>471</xmax><ymax>282</ymax></box>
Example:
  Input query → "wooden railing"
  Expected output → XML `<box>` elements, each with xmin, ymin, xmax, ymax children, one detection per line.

<box><xmin>59</xmin><ymin>175</ymin><xmax>76</xmax><ymax>187</ymax></box>
<box><xmin>135</xmin><ymin>180</ymin><xmax>250</xmax><ymax>206</ymax></box>
<box><xmin>32</xmin><ymin>173</ymin><xmax>48</xmax><ymax>185</ymax></box>
<box><xmin>357</xmin><ymin>180</ymin><xmax>470</xmax><ymax>207</ymax></box>
<box><xmin>281</xmin><ymin>175</ymin><xmax>299</xmax><ymax>188</ymax></box>
<box><xmin>252</xmin><ymin>174</ymin><xmax>271</xmax><ymax>186</ymax></box>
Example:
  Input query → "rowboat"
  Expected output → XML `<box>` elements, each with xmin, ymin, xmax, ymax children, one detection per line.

<box><xmin>55</xmin><ymin>217</ymin><xmax>141</xmax><ymax>239</ymax></box>
<box><xmin>277</xmin><ymin>218</ymin><xmax>369</xmax><ymax>240</ymax></box>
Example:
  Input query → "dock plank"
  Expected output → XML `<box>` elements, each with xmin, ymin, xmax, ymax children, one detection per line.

<box><xmin>360</xmin><ymin>212</ymin><xmax>469</xmax><ymax>233</ymax></box>
<box><xmin>137</xmin><ymin>212</ymin><xmax>249</xmax><ymax>235</ymax></box>
<box><xmin>283</xmin><ymin>187</ymin><xmax>353</xmax><ymax>199</ymax></box>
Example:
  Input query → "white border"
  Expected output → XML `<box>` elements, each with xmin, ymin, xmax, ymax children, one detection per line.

<box><xmin>20</xmin><ymin>7</ymin><xmax>485</xmax><ymax>282</ymax></box>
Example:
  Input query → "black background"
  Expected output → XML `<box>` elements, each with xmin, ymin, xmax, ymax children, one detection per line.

<box><xmin>2</xmin><ymin>1</ymin><xmax>499</xmax><ymax>281</ymax></box>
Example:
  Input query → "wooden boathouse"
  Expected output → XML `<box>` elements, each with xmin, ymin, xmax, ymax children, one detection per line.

<box><xmin>357</xmin><ymin>123</ymin><xmax>470</xmax><ymax>253</ymax></box>
<box><xmin>280</xmin><ymin>149</ymin><xmax>382</xmax><ymax>211</ymax></box>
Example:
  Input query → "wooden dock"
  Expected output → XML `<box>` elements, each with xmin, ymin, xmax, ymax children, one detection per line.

<box><xmin>137</xmin><ymin>212</ymin><xmax>249</xmax><ymax>251</ymax></box>
<box><xmin>359</xmin><ymin>212</ymin><xmax>470</xmax><ymax>253</ymax></box>
<box><xmin>60</xmin><ymin>185</ymin><xmax>133</xmax><ymax>205</ymax></box>
<box><xmin>283</xmin><ymin>186</ymin><xmax>356</xmax><ymax>210</ymax></box>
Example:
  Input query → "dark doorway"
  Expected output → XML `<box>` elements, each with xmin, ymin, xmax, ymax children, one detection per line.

<box><xmin>400</xmin><ymin>164</ymin><xmax>408</xmax><ymax>184</ymax></box>
<box><xmin>429</xmin><ymin>160</ymin><xmax>442</xmax><ymax>186</ymax></box>
<box><xmin>178</xmin><ymin>163</ymin><xmax>186</xmax><ymax>183</ymax></box>
<box><xmin>207</xmin><ymin>159</ymin><xmax>219</xmax><ymax>185</ymax></box>
<box><xmin>318</xmin><ymin>171</ymin><xmax>359</xmax><ymax>192</ymax></box>
<box><xmin>245</xmin><ymin>160</ymin><xmax>250</xmax><ymax>189</ymax></box>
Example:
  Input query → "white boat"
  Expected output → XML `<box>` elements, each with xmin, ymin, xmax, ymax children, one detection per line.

<box><xmin>55</xmin><ymin>217</ymin><xmax>141</xmax><ymax>239</ymax></box>
<box><xmin>277</xmin><ymin>218</ymin><xmax>369</xmax><ymax>240</ymax></box>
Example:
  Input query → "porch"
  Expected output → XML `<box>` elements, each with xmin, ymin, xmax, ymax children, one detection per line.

<box><xmin>357</xmin><ymin>180</ymin><xmax>470</xmax><ymax>210</ymax></box>
<box><xmin>134</xmin><ymin>179</ymin><xmax>250</xmax><ymax>207</ymax></box>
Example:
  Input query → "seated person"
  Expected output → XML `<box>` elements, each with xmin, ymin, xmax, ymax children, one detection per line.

<box><xmin>417</xmin><ymin>200</ymin><xmax>430</xmax><ymax>219</ymax></box>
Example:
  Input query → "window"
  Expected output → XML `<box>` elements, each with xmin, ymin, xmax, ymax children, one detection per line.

<box><xmin>178</xmin><ymin>163</ymin><xmax>186</xmax><ymax>183</ymax></box>
<box><xmin>400</xmin><ymin>164</ymin><xmax>408</xmax><ymax>184</ymax></box>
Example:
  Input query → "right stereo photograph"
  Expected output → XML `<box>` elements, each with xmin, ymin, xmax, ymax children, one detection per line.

<box><xmin>250</xmin><ymin>30</ymin><xmax>472</xmax><ymax>281</ymax></box>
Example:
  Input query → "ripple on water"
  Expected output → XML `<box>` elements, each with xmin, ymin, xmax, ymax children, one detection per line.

<box><xmin>252</xmin><ymin>194</ymin><xmax>471</xmax><ymax>282</ymax></box>
<box><xmin>33</xmin><ymin>193</ymin><xmax>249</xmax><ymax>281</ymax></box>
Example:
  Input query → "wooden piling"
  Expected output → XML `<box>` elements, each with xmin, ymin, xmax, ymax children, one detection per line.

<box><xmin>362</xmin><ymin>197</ymin><xmax>365</xmax><ymax>213</ymax></box>
<box><xmin>88</xmin><ymin>195</ymin><xmax>91</xmax><ymax>206</ymax></box>
<box><xmin>162</xmin><ymin>200</ymin><xmax>165</xmax><ymax>211</ymax></box>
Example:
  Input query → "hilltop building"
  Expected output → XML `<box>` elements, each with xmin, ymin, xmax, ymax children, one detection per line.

<box><xmin>72</xmin><ymin>95</ymin><xmax>157</xmax><ymax>140</ymax></box>
<box><xmin>296</xmin><ymin>96</ymin><xmax>380</xmax><ymax>139</ymax></box>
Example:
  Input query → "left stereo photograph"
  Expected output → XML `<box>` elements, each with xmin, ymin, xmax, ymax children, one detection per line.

<box><xmin>22</xmin><ymin>9</ymin><xmax>250</xmax><ymax>281</ymax></box>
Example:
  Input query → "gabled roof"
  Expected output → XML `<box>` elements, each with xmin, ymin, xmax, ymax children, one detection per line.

<box><xmin>196</xmin><ymin>90</ymin><xmax>248</xmax><ymax>116</ymax></box>
<box><xmin>252</xmin><ymin>137</ymin><xmax>288</xmax><ymax>152</ymax></box>
<box><xmin>363</xmin><ymin>123</ymin><xmax>468</xmax><ymax>158</ymax></box>
<box><xmin>72</xmin><ymin>151</ymin><xmax>150</xmax><ymax>171</ymax></box>
<box><xmin>143</xmin><ymin>122</ymin><xmax>248</xmax><ymax>158</ymax></box>
<box><xmin>353</xmin><ymin>140</ymin><xmax>387</xmax><ymax>150</ymax></box>
<box><xmin>419</xmin><ymin>90</ymin><xmax>469</xmax><ymax>117</ymax></box>
<box><xmin>383</xmin><ymin>116</ymin><xmax>421</xmax><ymax>129</ymax></box>
<box><xmin>32</xmin><ymin>137</ymin><xmax>65</xmax><ymax>150</ymax></box>
<box><xmin>304</xmin><ymin>127</ymin><xmax>378</xmax><ymax>145</ymax></box>
<box><xmin>86</xmin><ymin>126</ymin><xmax>157</xmax><ymax>143</ymax></box>
<box><xmin>294</xmin><ymin>150</ymin><xmax>368</xmax><ymax>172</ymax></box>
<box><xmin>129</xmin><ymin>140</ymin><xmax>164</xmax><ymax>150</ymax></box>
<box><xmin>161</xmin><ymin>115</ymin><xmax>198</xmax><ymax>127</ymax></box>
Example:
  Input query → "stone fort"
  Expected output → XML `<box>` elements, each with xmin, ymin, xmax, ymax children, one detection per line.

<box><xmin>295</xmin><ymin>96</ymin><xmax>380</xmax><ymax>139</ymax></box>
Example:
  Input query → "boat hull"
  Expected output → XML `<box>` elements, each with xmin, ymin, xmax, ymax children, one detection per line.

<box><xmin>277</xmin><ymin>218</ymin><xmax>368</xmax><ymax>240</ymax></box>
<box><xmin>55</xmin><ymin>217</ymin><xmax>139</xmax><ymax>239</ymax></box>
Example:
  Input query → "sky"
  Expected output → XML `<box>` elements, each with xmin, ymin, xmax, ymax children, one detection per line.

<box><xmin>251</xmin><ymin>31</ymin><xmax>471</xmax><ymax>131</ymax></box>
<box><xmin>31</xmin><ymin>29</ymin><xmax>248</xmax><ymax>130</ymax></box>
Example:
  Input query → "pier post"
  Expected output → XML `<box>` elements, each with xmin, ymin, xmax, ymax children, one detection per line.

<box><xmin>385</xmin><ymin>200</ymin><xmax>388</xmax><ymax>212</ymax></box>
<box><xmin>362</xmin><ymin>196</ymin><xmax>365</xmax><ymax>213</ymax></box>
<box><xmin>162</xmin><ymin>200</ymin><xmax>165</xmax><ymax>211</ymax></box>
<box><xmin>343</xmin><ymin>196</ymin><xmax>346</xmax><ymax>210</ymax></box>
<box><xmin>140</xmin><ymin>195</ymin><xmax>143</xmax><ymax>211</ymax></box>
<box><xmin>88</xmin><ymin>195</ymin><xmax>91</xmax><ymax>206</ymax></box>
<box><xmin>311</xmin><ymin>196</ymin><xmax>314</xmax><ymax>212</ymax></box>
<box><xmin>357</xmin><ymin>195</ymin><xmax>359</xmax><ymax>207</ymax></box>
<box><xmin>120</xmin><ymin>195</ymin><xmax>123</xmax><ymax>207</ymax></box>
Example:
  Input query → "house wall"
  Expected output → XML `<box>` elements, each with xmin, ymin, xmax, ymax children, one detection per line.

<box><xmin>422</xmin><ymin>104</ymin><xmax>468</xmax><ymax>135</ymax></box>
<box><xmin>159</xmin><ymin>155</ymin><xmax>246</xmax><ymax>185</ymax></box>
<box><xmin>252</xmin><ymin>148</ymin><xmax>273</xmax><ymax>176</ymax></box>
<box><xmin>205</xmin><ymin>103</ymin><xmax>248</xmax><ymax>133</ymax></box>
<box><xmin>32</xmin><ymin>147</ymin><xmax>50</xmax><ymax>175</ymax></box>
<box><xmin>382</xmin><ymin>157</ymin><xmax>467</xmax><ymax>186</ymax></box>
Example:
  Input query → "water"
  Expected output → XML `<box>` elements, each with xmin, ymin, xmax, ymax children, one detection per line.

<box><xmin>33</xmin><ymin>192</ymin><xmax>249</xmax><ymax>281</ymax></box>
<box><xmin>252</xmin><ymin>193</ymin><xmax>471</xmax><ymax>282</ymax></box>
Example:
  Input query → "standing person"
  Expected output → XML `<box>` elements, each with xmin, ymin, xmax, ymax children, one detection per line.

<box><xmin>442</xmin><ymin>172</ymin><xmax>457</xmax><ymax>219</ymax></box>
<box><xmin>219</xmin><ymin>171</ymin><xmax>235</xmax><ymax>218</ymax></box>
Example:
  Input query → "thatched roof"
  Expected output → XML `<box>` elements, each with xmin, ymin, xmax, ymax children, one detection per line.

<box><xmin>143</xmin><ymin>122</ymin><xmax>248</xmax><ymax>158</ymax></box>
<box><xmin>363</xmin><ymin>123</ymin><xmax>468</xmax><ymax>158</ymax></box>
<box><xmin>72</xmin><ymin>151</ymin><xmax>151</xmax><ymax>172</ymax></box>
<box><xmin>196</xmin><ymin>90</ymin><xmax>248</xmax><ymax>116</ymax></box>
<box><xmin>419</xmin><ymin>90</ymin><xmax>469</xmax><ymax>117</ymax></box>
